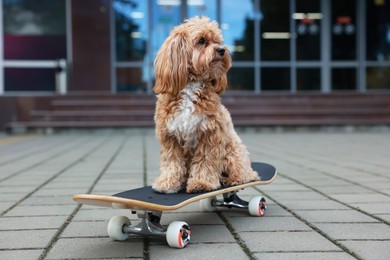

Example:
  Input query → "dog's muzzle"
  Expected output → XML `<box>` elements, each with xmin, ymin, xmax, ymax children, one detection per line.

<box><xmin>217</xmin><ymin>48</ymin><xmax>225</xmax><ymax>57</ymax></box>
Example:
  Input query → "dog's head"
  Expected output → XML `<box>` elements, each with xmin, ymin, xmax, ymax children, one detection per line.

<box><xmin>154</xmin><ymin>16</ymin><xmax>232</xmax><ymax>95</ymax></box>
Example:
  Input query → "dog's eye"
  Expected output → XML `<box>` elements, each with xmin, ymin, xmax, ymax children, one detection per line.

<box><xmin>198</xmin><ymin>37</ymin><xmax>206</xmax><ymax>45</ymax></box>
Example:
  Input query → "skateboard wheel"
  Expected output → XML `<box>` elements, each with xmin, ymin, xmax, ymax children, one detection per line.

<box><xmin>199</xmin><ymin>196</ymin><xmax>217</xmax><ymax>212</ymax></box>
<box><xmin>166</xmin><ymin>221</ymin><xmax>191</xmax><ymax>248</ymax></box>
<box><xmin>107</xmin><ymin>216</ymin><xmax>130</xmax><ymax>241</ymax></box>
<box><xmin>248</xmin><ymin>196</ymin><xmax>267</xmax><ymax>217</ymax></box>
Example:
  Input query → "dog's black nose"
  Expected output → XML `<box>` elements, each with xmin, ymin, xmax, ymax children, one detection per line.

<box><xmin>217</xmin><ymin>48</ymin><xmax>225</xmax><ymax>56</ymax></box>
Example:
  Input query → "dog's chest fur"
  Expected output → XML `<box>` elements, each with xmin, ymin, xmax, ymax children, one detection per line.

<box><xmin>167</xmin><ymin>82</ymin><xmax>204</xmax><ymax>147</ymax></box>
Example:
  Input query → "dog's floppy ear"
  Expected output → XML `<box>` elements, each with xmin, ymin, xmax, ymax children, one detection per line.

<box><xmin>154</xmin><ymin>32</ymin><xmax>189</xmax><ymax>95</ymax></box>
<box><xmin>214</xmin><ymin>73</ymin><xmax>227</xmax><ymax>95</ymax></box>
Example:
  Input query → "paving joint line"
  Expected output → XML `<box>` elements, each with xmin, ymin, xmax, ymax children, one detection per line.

<box><xmin>0</xmin><ymin>137</ymin><xmax>94</xmax><ymax>183</ymax></box>
<box><xmin>278</xmin><ymin>173</ymin><xmax>390</xmax><ymax>226</ymax></box>
<box><xmin>252</xmin><ymin>143</ymin><xmax>390</xmax><ymax>181</ymax></box>
<box><xmin>0</xmin><ymin>136</ymin><xmax>65</xmax><ymax>167</ymax></box>
<box><xmin>217</xmin><ymin>211</ymin><xmax>256</xmax><ymax>260</ymax></box>
<box><xmin>0</xmin><ymin>138</ymin><xmax>103</xmax><ymax>217</ymax></box>
<box><xmin>0</xmin><ymin>247</ymin><xmax>45</xmax><ymax>251</ymax></box>
<box><xmin>255</xmin><ymin>187</ymin><xmax>362</xmax><ymax>260</ymax></box>
<box><xmin>255</xmin><ymin>250</ymin><xmax>344</xmax><ymax>254</ymax></box>
<box><xmin>296</xmin><ymin>164</ymin><xmax>390</xmax><ymax>198</ymax></box>
<box><xmin>250</xmin><ymin>148</ymin><xmax>390</xmax><ymax>224</ymax></box>
<box><xmin>38</xmin><ymin>136</ymin><xmax>129</xmax><ymax>260</ymax></box>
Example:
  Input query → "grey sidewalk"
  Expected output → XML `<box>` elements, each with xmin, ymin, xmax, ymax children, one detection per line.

<box><xmin>0</xmin><ymin>130</ymin><xmax>389</xmax><ymax>260</ymax></box>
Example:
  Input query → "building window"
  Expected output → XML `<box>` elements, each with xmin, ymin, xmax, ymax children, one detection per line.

<box><xmin>332</xmin><ymin>68</ymin><xmax>356</xmax><ymax>90</ymax></box>
<box><xmin>221</xmin><ymin>0</ymin><xmax>255</xmax><ymax>61</ymax></box>
<box><xmin>227</xmin><ymin>67</ymin><xmax>255</xmax><ymax>91</ymax></box>
<box><xmin>261</xmin><ymin>68</ymin><xmax>290</xmax><ymax>91</ymax></box>
<box><xmin>365</xmin><ymin>0</ymin><xmax>390</xmax><ymax>91</ymax></box>
<box><xmin>260</xmin><ymin>0</ymin><xmax>290</xmax><ymax>61</ymax></box>
<box><xmin>295</xmin><ymin>0</ymin><xmax>321</xmax><ymax>61</ymax></box>
<box><xmin>297</xmin><ymin>68</ymin><xmax>321</xmax><ymax>91</ymax></box>
<box><xmin>114</xmin><ymin>0</ymin><xmax>149</xmax><ymax>92</ymax></box>
<box><xmin>2</xmin><ymin>0</ymin><xmax>66</xmax><ymax>92</ymax></box>
<box><xmin>188</xmin><ymin>0</ymin><xmax>217</xmax><ymax>20</ymax></box>
<box><xmin>114</xmin><ymin>0</ymin><xmax>148</xmax><ymax>62</ymax></box>
<box><xmin>151</xmin><ymin>0</ymin><xmax>182</xmax><ymax>61</ymax></box>
<box><xmin>366</xmin><ymin>0</ymin><xmax>390</xmax><ymax>61</ymax></box>
<box><xmin>331</xmin><ymin>0</ymin><xmax>356</xmax><ymax>60</ymax></box>
<box><xmin>366</xmin><ymin>67</ymin><xmax>390</xmax><ymax>90</ymax></box>
<box><xmin>3</xmin><ymin>0</ymin><xmax>66</xmax><ymax>60</ymax></box>
<box><xmin>4</xmin><ymin>68</ymin><xmax>55</xmax><ymax>91</ymax></box>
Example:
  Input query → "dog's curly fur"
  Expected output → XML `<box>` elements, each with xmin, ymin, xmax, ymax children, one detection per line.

<box><xmin>152</xmin><ymin>16</ymin><xmax>259</xmax><ymax>194</ymax></box>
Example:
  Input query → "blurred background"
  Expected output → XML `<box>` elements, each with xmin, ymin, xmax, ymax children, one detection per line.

<box><xmin>0</xmin><ymin>0</ymin><xmax>389</xmax><ymax>132</ymax></box>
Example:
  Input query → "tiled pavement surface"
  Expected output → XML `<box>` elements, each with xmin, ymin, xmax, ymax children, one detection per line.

<box><xmin>0</xmin><ymin>130</ymin><xmax>389</xmax><ymax>260</ymax></box>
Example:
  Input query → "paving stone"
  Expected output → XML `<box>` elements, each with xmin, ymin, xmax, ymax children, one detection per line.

<box><xmin>188</xmin><ymin>225</ymin><xmax>236</xmax><ymax>243</ymax></box>
<box><xmin>0</xmin><ymin>249</ymin><xmax>43</xmax><ymax>260</ymax></box>
<box><xmin>0</xmin><ymin>193</ymin><xmax>26</xmax><ymax>202</ymax></box>
<box><xmin>228</xmin><ymin>216</ymin><xmax>312</xmax><ymax>232</ymax></box>
<box><xmin>0</xmin><ymin>201</ymin><xmax>14</xmax><ymax>212</ymax></box>
<box><xmin>45</xmin><ymin>237</ymin><xmax>143</xmax><ymax>259</ymax></box>
<box><xmin>301</xmin><ymin>178</ymin><xmax>353</xmax><ymax>187</ymax></box>
<box><xmin>254</xmin><ymin>252</ymin><xmax>355</xmax><ymax>260</ymax></box>
<box><xmin>0</xmin><ymin>229</ymin><xmax>57</xmax><ymax>249</ymax></box>
<box><xmin>350</xmin><ymin>202</ymin><xmax>390</xmax><ymax>214</ymax></box>
<box><xmin>0</xmin><ymin>216</ymin><xmax>68</xmax><ymax>230</ymax></box>
<box><xmin>149</xmin><ymin>243</ymin><xmax>248</xmax><ymax>259</ymax></box>
<box><xmin>364</xmin><ymin>181</ymin><xmax>390</xmax><ymax>190</ymax></box>
<box><xmin>20</xmin><ymin>196</ymin><xmax>74</xmax><ymax>206</ymax></box>
<box><xmin>315</xmin><ymin>223</ymin><xmax>390</xmax><ymax>240</ymax></box>
<box><xmin>331</xmin><ymin>193</ymin><xmax>390</xmax><ymax>203</ymax></box>
<box><xmin>381</xmin><ymin>189</ymin><xmax>390</xmax><ymax>196</ymax></box>
<box><xmin>34</xmin><ymin>188</ymin><xmax>88</xmax><ymax>196</ymax></box>
<box><xmin>374</xmin><ymin>214</ymin><xmax>390</xmax><ymax>222</ymax></box>
<box><xmin>341</xmin><ymin>240</ymin><xmax>390</xmax><ymax>260</ymax></box>
<box><xmin>266</xmin><ymin>191</ymin><xmax>328</xmax><ymax>201</ymax></box>
<box><xmin>61</xmin><ymin>220</ymin><xmax>109</xmax><ymax>238</ymax></box>
<box><xmin>259</xmin><ymin>183</ymin><xmax>310</xmax><ymax>192</ymax></box>
<box><xmin>4</xmin><ymin>205</ymin><xmax>76</xmax><ymax>217</ymax></box>
<box><xmin>73</xmin><ymin>208</ymin><xmax>139</xmax><ymax>221</ymax></box>
<box><xmin>240</xmin><ymin>231</ymin><xmax>341</xmax><ymax>252</ymax></box>
<box><xmin>285</xmin><ymin>200</ymin><xmax>350</xmax><ymax>210</ymax></box>
<box><xmin>161</xmin><ymin>212</ymin><xmax>224</xmax><ymax>225</ymax></box>
<box><xmin>0</xmin><ymin>186</ymin><xmax>36</xmax><ymax>193</ymax></box>
<box><xmin>314</xmin><ymin>185</ymin><xmax>373</xmax><ymax>195</ymax></box>
<box><xmin>223</xmin><ymin>204</ymin><xmax>291</xmax><ymax>217</ymax></box>
<box><xmin>295</xmin><ymin>209</ymin><xmax>379</xmax><ymax>223</ymax></box>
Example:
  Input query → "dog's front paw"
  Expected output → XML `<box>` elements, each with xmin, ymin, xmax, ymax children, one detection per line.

<box><xmin>186</xmin><ymin>179</ymin><xmax>220</xmax><ymax>193</ymax></box>
<box><xmin>222</xmin><ymin>170</ymin><xmax>259</xmax><ymax>187</ymax></box>
<box><xmin>152</xmin><ymin>177</ymin><xmax>183</xmax><ymax>194</ymax></box>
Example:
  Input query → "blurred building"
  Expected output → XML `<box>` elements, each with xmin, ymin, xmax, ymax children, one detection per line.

<box><xmin>0</xmin><ymin>0</ymin><xmax>390</xmax><ymax>131</ymax></box>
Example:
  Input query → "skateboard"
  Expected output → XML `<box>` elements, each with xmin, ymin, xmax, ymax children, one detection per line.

<box><xmin>73</xmin><ymin>162</ymin><xmax>277</xmax><ymax>248</ymax></box>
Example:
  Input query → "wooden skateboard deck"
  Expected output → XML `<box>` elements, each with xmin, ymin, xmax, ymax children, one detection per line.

<box><xmin>73</xmin><ymin>162</ymin><xmax>277</xmax><ymax>212</ymax></box>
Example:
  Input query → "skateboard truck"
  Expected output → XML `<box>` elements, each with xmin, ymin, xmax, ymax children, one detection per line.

<box><xmin>107</xmin><ymin>211</ymin><xmax>191</xmax><ymax>248</ymax></box>
<box><xmin>122</xmin><ymin>211</ymin><xmax>166</xmax><ymax>238</ymax></box>
<box><xmin>216</xmin><ymin>191</ymin><xmax>250</xmax><ymax>209</ymax></box>
<box><xmin>200</xmin><ymin>191</ymin><xmax>267</xmax><ymax>217</ymax></box>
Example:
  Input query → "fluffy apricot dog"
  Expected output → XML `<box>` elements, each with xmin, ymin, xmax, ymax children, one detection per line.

<box><xmin>152</xmin><ymin>16</ymin><xmax>259</xmax><ymax>194</ymax></box>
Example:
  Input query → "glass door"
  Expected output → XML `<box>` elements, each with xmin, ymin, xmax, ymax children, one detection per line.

<box><xmin>113</xmin><ymin>0</ymin><xmax>149</xmax><ymax>92</ymax></box>
<box><xmin>331</xmin><ymin>0</ymin><xmax>357</xmax><ymax>90</ymax></box>
<box><xmin>294</xmin><ymin>0</ymin><xmax>321</xmax><ymax>91</ymax></box>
